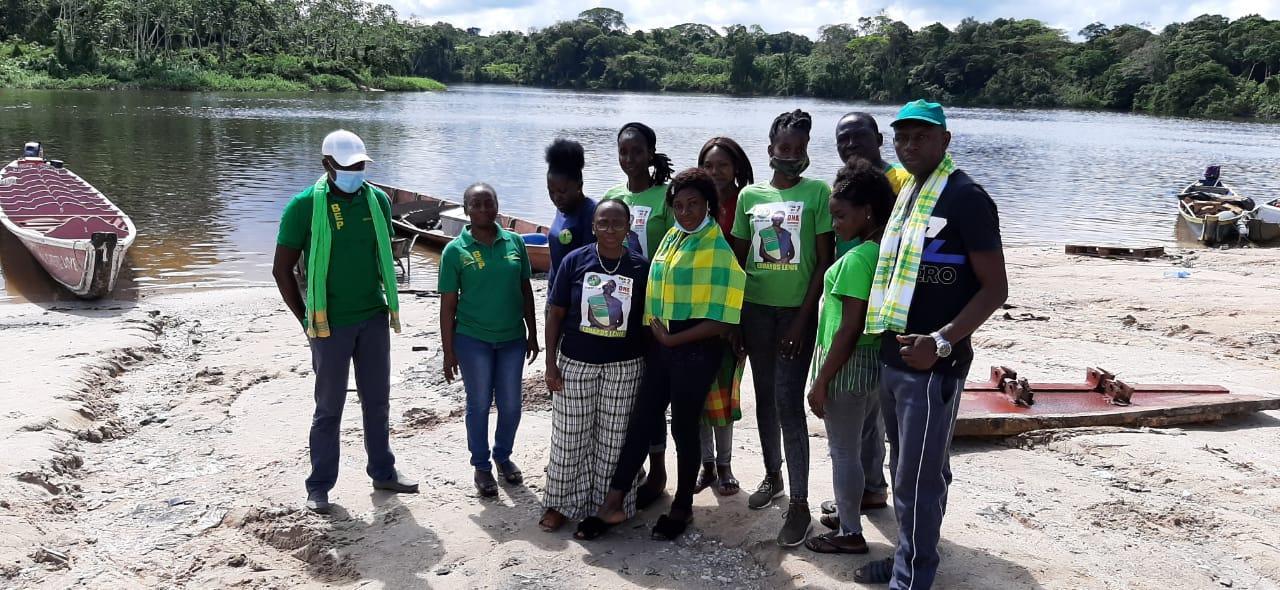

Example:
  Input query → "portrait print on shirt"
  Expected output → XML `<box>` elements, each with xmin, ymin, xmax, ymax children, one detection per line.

<box><xmin>626</xmin><ymin>206</ymin><xmax>652</xmax><ymax>256</ymax></box>
<box><xmin>749</xmin><ymin>201</ymin><xmax>803</xmax><ymax>270</ymax></box>
<box><xmin>580</xmin><ymin>272</ymin><xmax>634</xmax><ymax>337</ymax></box>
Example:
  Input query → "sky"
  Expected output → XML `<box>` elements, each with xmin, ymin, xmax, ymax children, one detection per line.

<box><xmin>384</xmin><ymin>0</ymin><xmax>1280</xmax><ymax>39</ymax></box>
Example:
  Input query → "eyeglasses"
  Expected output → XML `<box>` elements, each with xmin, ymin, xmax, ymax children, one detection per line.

<box><xmin>593</xmin><ymin>221</ymin><xmax>629</xmax><ymax>232</ymax></box>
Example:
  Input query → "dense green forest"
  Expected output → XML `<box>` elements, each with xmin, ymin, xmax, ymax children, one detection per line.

<box><xmin>4</xmin><ymin>2</ymin><xmax>1280</xmax><ymax>118</ymax></box>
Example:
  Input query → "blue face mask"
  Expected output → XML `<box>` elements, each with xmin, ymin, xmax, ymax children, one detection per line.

<box><xmin>332</xmin><ymin>169</ymin><xmax>366</xmax><ymax>193</ymax></box>
<box><xmin>676</xmin><ymin>215</ymin><xmax>712</xmax><ymax>234</ymax></box>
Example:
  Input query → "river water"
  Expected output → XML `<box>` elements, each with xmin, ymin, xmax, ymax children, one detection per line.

<box><xmin>2</xmin><ymin>85</ymin><xmax>1278</xmax><ymax>301</ymax></box>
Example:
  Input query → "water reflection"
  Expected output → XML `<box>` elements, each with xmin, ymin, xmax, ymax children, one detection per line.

<box><xmin>2</xmin><ymin>86</ymin><xmax>1278</xmax><ymax>302</ymax></box>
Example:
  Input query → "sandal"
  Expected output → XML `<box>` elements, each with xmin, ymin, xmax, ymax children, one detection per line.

<box><xmin>716</xmin><ymin>476</ymin><xmax>740</xmax><ymax>496</ymax></box>
<box><xmin>574</xmin><ymin>516</ymin><xmax>618</xmax><ymax>541</ymax></box>
<box><xmin>538</xmin><ymin>509</ymin><xmax>566</xmax><ymax>532</ymax></box>
<box><xmin>694</xmin><ymin>464</ymin><xmax>718</xmax><ymax>494</ymax></box>
<box><xmin>496</xmin><ymin>461</ymin><xmax>524</xmax><ymax>485</ymax></box>
<box><xmin>805</xmin><ymin>531</ymin><xmax>869</xmax><ymax>554</ymax></box>
<box><xmin>855</xmin><ymin>557</ymin><xmax>895</xmax><ymax>585</ymax></box>
<box><xmin>820</xmin><ymin>499</ymin><xmax>838</xmax><ymax>514</ymax></box>
<box><xmin>819</xmin><ymin>513</ymin><xmax>841</xmax><ymax>530</ymax></box>
<box><xmin>650</xmin><ymin>514</ymin><xmax>691</xmax><ymax>541</ymax></box>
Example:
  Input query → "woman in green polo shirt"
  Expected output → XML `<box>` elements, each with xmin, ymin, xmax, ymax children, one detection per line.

<box><xmin>439</xmin><ymin>183</ymin><xmax>541</xmax><ymax>498</ymax></box>
<box><xmin>600</xmin><ymin>121</ymin><xmax>676</xmax><ymax>508</ymax></box>
<box><xmin>730</xmin><ymin>109</ymin><xmax>834</xmax><ymax>547</ymax></box>
<box><xmin>804</xmin><ymin>157</ymin><xmax>896</xmax><ymax>554</ymax></box>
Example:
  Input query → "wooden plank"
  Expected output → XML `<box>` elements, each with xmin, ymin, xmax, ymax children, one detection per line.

<box><xmin>955</xmin><ymin>391</ymin><xmax>1280</xmax><ymax>437</ymax></box>
<box><xmin>1065</xmin><ymin>244</ymin><xmax>1165</xmax><ymax>260</ymax></box>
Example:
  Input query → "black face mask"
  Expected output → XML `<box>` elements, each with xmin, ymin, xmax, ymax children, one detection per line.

<box><xmin>769</xmin><ymin>155</ymin><xmax>810</xmax><ymax>178</ymax></box>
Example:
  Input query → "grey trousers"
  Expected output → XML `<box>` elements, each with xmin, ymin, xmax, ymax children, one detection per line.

<box><xmin>824</xmin><ymin>387</ymin><xmax>881</xmax><ymax>536</ymax></box>
<box><xmin>305</xmin><ymin>312</ymin><xmax>396</xmax><ymax>494</ymax></box>
<box><xmin>699</xmin><ymin>423</ymin><xmax>733</xmax><ymax>465</ymax></box>
<box><xmin>742</xmin><ymin>302</ymin><xmax>814</xmax><ymax>501</ymax></box>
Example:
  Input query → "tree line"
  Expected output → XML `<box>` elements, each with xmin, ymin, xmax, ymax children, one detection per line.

<box><xmin>3</xmin><ymin>2</ymin><xmax>1280</xmax><ymax>118</ymax></box>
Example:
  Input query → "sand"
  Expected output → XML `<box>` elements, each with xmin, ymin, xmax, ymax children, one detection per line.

<box><xmin>1</xmin><ymin>246</ymin><xmax>1277</xmax><ymax>589</ymax></box>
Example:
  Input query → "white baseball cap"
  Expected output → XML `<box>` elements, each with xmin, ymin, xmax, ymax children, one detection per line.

<box><xmin>322</xmin><ymin>130</ymin><xmax>373</xmax><ymax>167</ymax></box>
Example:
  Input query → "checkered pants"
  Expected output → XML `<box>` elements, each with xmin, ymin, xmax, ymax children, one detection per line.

<box><xmin>542</xmin><ymin>353</ymin><xmax>645</xmax><ymax>520</ymax></box>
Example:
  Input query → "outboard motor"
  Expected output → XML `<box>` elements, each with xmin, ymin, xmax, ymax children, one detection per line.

<box><xmin>1201</xmin><ymin>165</ymin><xmax>1221</xmax><ymax>187</ymax></box>
<box><xmin>23</xmin><ymin>142</ymin><xmax>42</xmax><ymax>158</ymax></box>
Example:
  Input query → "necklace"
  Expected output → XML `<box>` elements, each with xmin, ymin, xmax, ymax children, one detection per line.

<box><xmin>595</xmin><ymin>244</ymin><xmax>622</xmax><ymax>274</ymax></box>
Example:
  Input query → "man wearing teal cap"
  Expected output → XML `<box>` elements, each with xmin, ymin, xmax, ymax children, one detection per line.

<box><xmin>855</xmin><ymin>101</ymin><xmax>1008</xmax><ymax>588</ymax></box>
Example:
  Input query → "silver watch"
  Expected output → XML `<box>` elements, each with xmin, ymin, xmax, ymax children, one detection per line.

<box><xmin>930</xmin><ymin>331</ymin><xmax>953</xmax><ymax>358</ymax></box>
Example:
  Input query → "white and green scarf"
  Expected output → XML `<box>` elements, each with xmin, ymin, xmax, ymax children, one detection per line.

<box><xmin>305</xmin><ymin>176</ymin><xmax>401</xmax><ymax>338</ymax></box>
<box><xmin>865</xmin><ymin>153</ymin><xmax>955</xmax><ymax>334</ymax></box>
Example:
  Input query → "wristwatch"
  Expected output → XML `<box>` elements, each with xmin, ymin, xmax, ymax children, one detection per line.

<box><xmin>930</xmin><ymin>331</ymin><xmax>953</xmax><ymax>358</ymax></box>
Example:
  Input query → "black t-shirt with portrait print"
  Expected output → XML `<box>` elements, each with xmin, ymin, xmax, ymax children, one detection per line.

<box><xmin>880</xmin><ymin>169</ymin><xmax>1002</xmax><ymax>377</ymax></box>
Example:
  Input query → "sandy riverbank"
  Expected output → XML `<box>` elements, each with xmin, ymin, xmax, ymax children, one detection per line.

<box><xmin>1</xmin><ymin>246</ymin><xmax>1277</xmax><ymax>589</ymax></box>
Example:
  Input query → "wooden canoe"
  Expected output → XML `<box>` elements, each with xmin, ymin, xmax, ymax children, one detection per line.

<box><xmin>1176</xmin><ymin>183</ymin><xmax>1250</xmax><ymax>245</ymax></box>
<box><xmin>0</xmin><ymin>155</ymin><xmax>135</xmax><ymax>299</ymax></box>
<box><xmin>374</xmin><ymin>182</ymin><xmax>551</xmax><ymax>272</ymax></box>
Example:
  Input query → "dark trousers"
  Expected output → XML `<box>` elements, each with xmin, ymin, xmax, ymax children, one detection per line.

<box><xmin>305</xmin><ymin>312</ymin><xmax>397</xmax><ymax>494</ymax></box>
<box><xmin>741</xmin><ymin>302</ymin><xmax>815</xmax><ymax>500</ymax></box>
<box><xmin>880</xmin><ymin>363</ymin><xmax>965</xmax><ymax>590</ymax></box>
<box><xmin>610</xmin><ymin>336</ymin><xmax>725</xmax><ymax>512</ymax></box>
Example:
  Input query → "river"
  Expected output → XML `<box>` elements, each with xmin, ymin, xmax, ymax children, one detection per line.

<box><xmin>2</xmin><ymin>84</ymin><xmax>1278</xmax><ymax>302</ymax></box>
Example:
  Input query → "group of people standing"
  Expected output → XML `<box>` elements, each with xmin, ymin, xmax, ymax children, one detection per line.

<box><xmin>273</xmin><ymin>98</ymin><xmax>1007</xmax><ymax>590</ymax></box>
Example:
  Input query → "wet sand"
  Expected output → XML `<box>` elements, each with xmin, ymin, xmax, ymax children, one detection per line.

<box><xmin>1</xmin><ymin>246</ymin><xmax>1278</xmax><ymax>589</ymax></box>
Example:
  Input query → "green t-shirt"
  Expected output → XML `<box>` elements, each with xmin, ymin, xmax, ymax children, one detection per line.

<box><xmin>836</xmin><ymin>162</ymin><xmax>910</xmax><ymax>257</ymax></box>
<box><xmin>730</xmin><ymin>177</ymin><xmax>833</xmax><ymax>307</ymax></box>
<box><xmin>602</xmin><ymin>183</ymin><xmax>672</xmax><ymax>259</ymax></box>
<box><xmin>438</xmin><ymin>226</ymin><xmax>532</xmax><ymax>343</ymax></box>
<box><xmin>277</xmin><ymin>183</ymin><xmax>393</xmax><ymax>329</ymax></box>
<box><xmin>817</xmin><ymin>240</ymin><xmax>880</xmax><ymax>351</ymax></box>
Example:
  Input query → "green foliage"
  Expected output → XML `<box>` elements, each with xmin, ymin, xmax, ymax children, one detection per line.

<box><xmin>1</xmin><ymin>2</ymin><xmax>1279</xmax><ymax>118</ymax></box>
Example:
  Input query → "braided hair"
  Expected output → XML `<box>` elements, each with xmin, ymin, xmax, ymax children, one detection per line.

<box><xmin>665</xmin><ymin>168</ymin><xmax>719</xmax><ymax>220</ymax></box>
<box><xmin>618</xmin><ymin>122</ymin><xmax>674</xmax><ymax>185</ymax></box>
<box><xmin>769</xmin><ymin>109</ymin><xmax>813</xmax><ymax>142</ymax></box>
<box><xmin>697</xmin><ymin>136</ymin><xmax>754</xmax><ymax>191</ymax></box>
<box><xmin>545</xmin><ymin>138</ymin><xmax>585</xmax><ymax>182</ymax></box>
<box><xmin>832</xmin><ymin>156</ymin><xmax>895</xmax><ymax>227</ymax></box>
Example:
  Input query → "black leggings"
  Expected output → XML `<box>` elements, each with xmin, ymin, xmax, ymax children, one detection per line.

<box><xmin>610</xmin><ymin>331</ymin><xmax>724</xmax><ymax>512</ymax></box>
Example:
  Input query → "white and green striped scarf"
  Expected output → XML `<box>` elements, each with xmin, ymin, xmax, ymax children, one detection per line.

<box><xmin>865</xmin><ymin>153</ymin><xmax>955</xmax><ymax>334</ymax></box>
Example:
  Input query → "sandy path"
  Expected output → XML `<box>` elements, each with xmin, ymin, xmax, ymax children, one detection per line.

<box><xmin>1</xmin><ymin>246</ymin><xmax>1277</xmax><ymax>589</ymax></box>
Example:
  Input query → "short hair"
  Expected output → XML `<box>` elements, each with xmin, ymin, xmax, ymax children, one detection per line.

<box><xmin>594</xmin><ymin>196</ymin><xmax>631</xmax><ymax>224</ymax></box>
<box><xmin>697</xmin><ymin>136</ymin><xmax>755</xmax><ymax>191</ymax></box>
<box><xmin>831</xmin><ymin>157</ymin><xmax>896</xmax><ymax>227</ymax></box>
<box><xmin>665</xmin><ymin>168</ymin><xmax>719</xmax><ymax>219</ymax></box>
<box><xmin>618</xmin><ymin>122</ymin><xmax>674</xmax><ymax>184</ymax></box>
<box><xmin>545</xmin><ymin>138</ymin><xmax>585</xmax><ymax>183</ymax></box>
<box><xmin>462</xmin><ymin>182</ymin><xmax>497</xmax><ymax>209</ymax></box>
<box><xmin>769</xmin><ymin>109</ymin><xmax>813</xmax><ymax>142</ymax></box>
<box><xmin>839</xmin><ymin>112</ymin><xmax>880</xmax><ymax>135</ymax></box>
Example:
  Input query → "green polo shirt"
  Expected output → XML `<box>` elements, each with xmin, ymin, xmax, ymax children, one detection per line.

<box><xmin>438</xmin><ymin>226</ymin><xmax>531</xmax><ymax>343</ymax></box>
<box><xmin>277</xmin><ymin>182</ymin><xmax>393</xmax><ymax>328</ymax></box>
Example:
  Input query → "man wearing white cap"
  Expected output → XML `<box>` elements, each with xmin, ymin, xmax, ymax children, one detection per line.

<box><xmin>273</xmin><ymin>129</ymin><xmax>417</xmax><ymax>514</ymax></box>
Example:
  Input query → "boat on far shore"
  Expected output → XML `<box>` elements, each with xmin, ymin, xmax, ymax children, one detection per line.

<box><xmin>373</xmin><ymin>182</ymin><xmax>552</xmax><ymax>272</ymax></box>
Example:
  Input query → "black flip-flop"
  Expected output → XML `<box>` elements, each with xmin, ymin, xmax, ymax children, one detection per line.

<box><xmin>716</xmin><ymin>476</ymin><xmax>740</xmax><ymax>496</ymax></box>
<box><xmin>855</xmin><ymin>557</ymin><xmax>895</xmax><ymax>584</ymax></box>
<box><xmin>820</xmin><ymin>500</ymin><xmax>838</xmax><ymax>514</ymax></box>
<box><xmin>650</xmin><ymin>514</ymin><xmax>691</xmax><ymax>541</ymax></box>
<box><xmin>574</xmin><ymin>516</ymin><xmax>618</xmax><ymax>540</ymax></box>
<box><xmin>805</xmin><ymin>531</ymin><xmax>869</xmax><ymax>554</ymax></box>
<box><xmin>694</xmin><ymin>466</ymin><xmax>718</xmax><ymax>493</ymax></box>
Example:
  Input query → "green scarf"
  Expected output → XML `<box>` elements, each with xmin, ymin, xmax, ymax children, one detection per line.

<box><xmin>866</xmin><ymin>153</ymin><xmax>955</xmax><ymax>334</ymax></box>
<box><xmin>644</xmin><ymin>221</ymin><xmax>745</xmax><ymax>325</ymax></box>
<box><xmin>305</xmin><ymin>175</ymin><xmax>401</xmax><ymax>338</ymax></box>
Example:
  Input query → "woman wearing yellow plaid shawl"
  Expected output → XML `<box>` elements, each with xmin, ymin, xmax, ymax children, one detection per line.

<box><xmin>576</xmin><ymin>169</ymin><xmax>745</xmax><ymax>543</ymax></box>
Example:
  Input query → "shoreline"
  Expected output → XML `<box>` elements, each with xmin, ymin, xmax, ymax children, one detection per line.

<box><xmin>1</xmin><ymin>245</ymin><xmax>1277</xmax><ymax>588</ymax></box>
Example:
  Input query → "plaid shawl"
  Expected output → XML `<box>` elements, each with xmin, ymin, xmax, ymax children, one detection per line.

<box><xmin>305</xmin><ymin>176</ymin><xmax>401</xmax><ymax>338</ymax></box>
<box><xmin>866</xmin><ymin>154</ymin><xmax>955</xmax><ymax>334</ymax></box>
<box><xmin>644</xmin><ymin>221</ymin><xmax>745</xmax><ymax>326</ymax></box>
<box><xmin>702</xmin><ymin>349</ymin><xmax>744</xmax><ymax>426</ymax></box>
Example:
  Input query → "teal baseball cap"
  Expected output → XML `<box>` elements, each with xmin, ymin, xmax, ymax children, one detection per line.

<box><xmin>891</xmin><ymin>99</ymin><xmax>946</xmax><ymax>129</ymax></box>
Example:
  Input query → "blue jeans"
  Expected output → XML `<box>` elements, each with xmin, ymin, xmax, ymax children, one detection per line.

<box><xmin>454</xmin><ymin>332</ymin><xmax>526</xmax><ymax>471</ymax></box>
<box><xmin>306</xmin><ymin>312</ymin><xmax>396</xmax><ymax>494</ymax></box>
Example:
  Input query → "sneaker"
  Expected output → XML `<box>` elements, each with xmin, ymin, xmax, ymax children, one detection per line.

<box><xmin>372</xmin><ymin>470</ymin><xmax>420</xmax><ymax>493</ymax></box>
<box><xmin>748</xmin><ymin>472</ymin><xmax>784</xmax><ymax>510</ymax></box>
<box><xmin>305</xmin><ymin>491</ymin><xmax>331</xmax><ymax>514</ymax></box>
<box><xmin>777</xmin><ymin>501</ymin><xmax>812</xmax><ymax>547</ymax></box>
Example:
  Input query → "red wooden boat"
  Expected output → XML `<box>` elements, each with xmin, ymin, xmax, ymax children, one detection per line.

<box><xmin>0</xmin><ymin>143</ymin><xmax>135</xmax><ymax>299</ymax></box>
